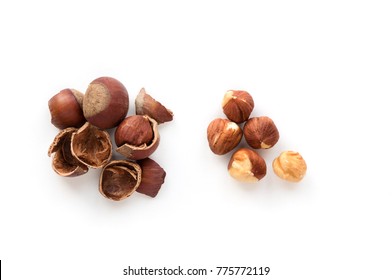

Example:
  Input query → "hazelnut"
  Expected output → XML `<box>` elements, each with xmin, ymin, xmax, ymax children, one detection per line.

<box><xmin>48</xmin><ymin>128</ymin><xmax>88</xmax><ymax>177</ymax></box>
<box><xmin>207</xmin><ymin>118</ymin><xmax>242</xmax><ymax>155</ymax></box>
<box><xmin>243</xmin><ymin>116</ymin><xmax>279</xmax><ymax>149</ymax></box>
<box><xmin>115</xmin><ymin>115</ymin><xmax>160</xmax><ymax>160</ymax></box>
<box><xmin>83</xmin><ymin>77</ymin><xmax>129</xmax><ymax>129</ymax></box>
<box><xmin>70</xmin><ymin>122</ymin><xmax>112</xmax><ymax>168</ymax></box>
<box><xmin>99</xmin><ymin>160</ymin><xmax>142</xmax><ymax>201</ymax></box>
<box><xmin>135</xmin><ymin>88</ymin><xmax>173</xmax><ymax>124</ymax></box>
<box><xmin>273</xmin><ymin>151</ymin><xmax>307</xmax><ymax>182</ymax></box>
<box><xmin>136</xmin><ymin>158</ymin><xmax>166</xmax><ymax>198</ymax></box>
<box><xmin>48</xmin><ymin>89</ymin><xmax>86</xmax><ymax>129</ymax></box>
<box><xmin>222</xmin><ymin>90</ymin><xmax>254</xmax><ymax>123</ymax></box>
<box><xmin>228</xmin><ymin>148</ymin><xmax>266</xmax><ymax>182</ymax></box>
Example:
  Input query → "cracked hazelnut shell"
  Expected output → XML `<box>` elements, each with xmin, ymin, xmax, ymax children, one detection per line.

<box><xmin>207</xmin><ymin>118</ymin><xmax>242</xmax><ymax>155</ymax></box>
<box><xmin>137</xmin><ymin>158</ymin><xmax>166</xmax><ymax>198</ymax></box>
<box><xmin>99</xmin><ymin>160</ymin><xmax>142</xmax><ymax>201</ymax></box>
<box><xmin>48</xmin><ymin>89</ymin><xmax>86</xmax><ymax>129</ymax></box>
<box><xmin>135</xmin><ymin>88</ymin><xmax>173</xmax><ymax>124</ymax></box>
<box><xmin>115</xmin><ymin>115</ymin><xmax>160</xmax><ymax>160</ymax></box>
<box><xmin>48</xmin><ymin>128</ymin><xmax>88</xmax><ymax>177</ymax></box>
<box><xmin>83</xmin><ymin>77</ymin><xmax>129</xmax><ymax>129</ymax></box>
<box><xmin>222</xmin><ymin>90</ymin><xmax>254</xmax><ymax>123</ymax></box>
<box><xmin>273</xmin><ymin>151</ymin><xmax>307</xmax><ymax>182</ymax></box>
<box><xmin>228</xmin><ymin>148</ymin><xmax>267</xmax><ymax>182</ymax></box>
<box><xmin>70</xmin><ymin>122</ymin><xmax>112</xmax><ymax>168</ymax></box>
<box><xmin>243</xmin><ymin>116</ymin><xmax>280</xmax><ymax>149</ymax></box>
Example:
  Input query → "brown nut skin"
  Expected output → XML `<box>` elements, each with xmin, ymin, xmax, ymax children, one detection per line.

<box><xmin>99</xmin><ymin>160</ymin><xmax>142</xmax><ymax>201</ymax></box>
<box><xmin>70</xmin><ymin>122</ymin><xmax>112</xmax><ymax>168</ymax></box>
<box><xmin>48</xmin><ymin>89</ymin><xmax>86</xmax><ymax>129</ymax></box>
<box><xmin>115</xmin><ymin>115</ymin><xmax>154</xmax><ymax>147</ymax></box>
<box><xmin>273</xmin><ymin>151</ymin><xmax>307</xmax><ymax>182</ymax></box>
<box><xmin>243</xmin><ymin>116</ymin><xmax>280</xmax><ymax>149</ymax></box>
<box><xmin>48</xmin><ymin>128</ymin><xmax>88</xmax><ymax>177</ymax></box>
<box><xmin>116</xmin><ymin>116</ymin><xmax>160</xmax><ymax>160</ymax></box>
<box><xmin>222</xmin><ymin>90</ymin><xmax>254</xmax><ymax>123</ymax></box>
<box><xmin>136</xmin><ymin>158</ymin><xmax>166</xmax><ymax>198</ymax></box>
<box><xmin>207</xmin><ymin>118</ymin><xmax>242</xmax><ymax>155</ymax></box>
<box><xmin>83</xmin><ymin>77</ymin><xmax>129</xmax><ymax>129</ymax></box>
<box><xmin>228</xmin><ymin>148</ymin><xmax>266</xmax><ymax>182</ymax></box>
<box><xmin>135</xmin><ymin>88</ymin><xmax>173</xmax><ymax>124</ymax></box>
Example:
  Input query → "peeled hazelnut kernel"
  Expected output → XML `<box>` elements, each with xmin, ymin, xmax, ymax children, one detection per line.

<box><xmin>70</xmin><ymin>122</ymin><xmax>112</xmax><ymax>168</ymax></box>
<box><xmin>136</xmin><ymin>158</ymin><xmax>166</xmax><ymax>198</ymax></box>
<box><xmin>207</xmin><ymin>118</ymin><xmax>242</xmax><ymax>155</ymax></box>
<box><xmin>83</xmin><ymin>77</ymin><xmax>129</xmax><ymax>129</ymax></box>
<box><xmin>48</xmin><ymin>89</ymin><xmax>86</xmax><ymax>129</ymax></box>
<box><xmin>135</xmin><ymin>88</ymin><xmax>173</xmax><ymax>124</ymax></box>
<box><xmin>222</xmin><ymin>90</ymin><xmax>254</xmax><ymax>123</ymax></box>
<box><xmin>116</xmin><ymin>116</ymin><xmax>160</xmax><ymax>160</ymax></box>
<box><xmin>228</xmin><ymin>148</ymin><xmax>267</xmax><ymax>182</ymax></box>
<box><xmin>48</xmin><ymin>128</ymin><xmax>88</xmax><ymax>177</ymax></box>
<box><xmin>115</xmin><ymin>115</ymin><xmax>153</xmax><ymax>147</ymax></box>
<box><xmin>243</xmin><ymin>116</ymin><xmax>280</xmax><ymax>149</ymax></box>
<box><xmin>99</xmin><ymin>160</ymin><xmax>142</xmax><ymax>201</ymax></box>
<box><xmin>273</xmin><ymin>151</ymin><xmax>307</xmax><ymax>182</ymax></box>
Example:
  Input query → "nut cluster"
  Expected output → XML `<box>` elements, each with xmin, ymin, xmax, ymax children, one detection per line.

<box><xmin>207</xmin><ymin>90</ymin><xmax>306</xmax><ymax>183</ymax></box>
<box><xmin>48</xmin><ymin>77</ymin><xmax>173</xmax><ymax>201</ymax></box>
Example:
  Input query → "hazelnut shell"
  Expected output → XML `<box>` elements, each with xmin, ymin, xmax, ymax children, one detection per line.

<box><xmin>243</xmin><ymin>116</ymin><xmax>280</xmax><ymax>149</ymax></box>
<box><xmin>207</xmin><ymin>118</ymin><xmax>242</xmax><ymax>155</ymax></box>
<box><xmin>70</xmin><ymin>122</ymin><xmax>112</xmax><ymax>168</ymax></box>
<box><xmin>135</xmin><ymin>88</ymin><xmax>173</xmax><ymax>124</ymax></box>
<box><xmin>222</xmin><ymin>90</ymin><xmax>254</xmax><ymax>123</ymax></box>
<box><xmin>83</xmin><ymin>77</ymin><xmax>129</xmax><ymax>129</ymax></box>
<box><xmin>48</xmin><ymin>89</ymin><xmax>86</xmax><ymax>129</ymax></box>
<box><xmin>116</xmin><ymin>116</ymin><xmax>160</xmax><ymax>160</ymax></box>
<box><xmin>137</xmin><ymin>158</ymin><xmax>166</xmax><ymax>197</ymax></box>
<box><xmin>99</xmin><ymin>160</ymin><xmax>142</xmax><ymax>201</ymax></box>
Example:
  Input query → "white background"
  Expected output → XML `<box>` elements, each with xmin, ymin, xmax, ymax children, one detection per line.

<box><xmin>1</xmin><ymin>0</ymin><xmax>392</xmax><ymax>279</ymax></box>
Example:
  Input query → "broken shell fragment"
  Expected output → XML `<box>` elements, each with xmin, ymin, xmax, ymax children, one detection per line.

<box><xmin>71</xmin><ymin>122</ymin><xmax>112</xmax><ymax>168</ymax></box>
<box><xmin>135</xmin><ymin>88</ymin><xmax>173</xmax><ymax>124</ymax></box>
<box><xmin>48</xmin><ymin>127</ymin><xmax>88</xmax><ymax>177</ymax></box>
<box><xmin>99</xmin><ymin>160</ymin><xmax>142</xmax><ymax>201</ymax></box>
<box><xmin>137</xmin><ymin>158</ymin><xmax>166</xmax><ymax>198</ymax></box>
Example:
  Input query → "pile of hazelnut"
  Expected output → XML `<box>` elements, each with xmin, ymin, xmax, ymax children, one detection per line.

<box><xmin>207</xmin><ymin>90</ymin><xmax>307</xmax><ymax>183</ymax></box>
<box><xmin>47</xmin><ymin>77</ymin><xmax>173</xmax><ymax>201</ymax></box>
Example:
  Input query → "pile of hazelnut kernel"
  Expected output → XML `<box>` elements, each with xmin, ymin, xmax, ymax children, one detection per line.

<box><xmin>47</xmin><ymin>77</ymin><xmax>173</xmax><ymax>201</ymax></box>
<box><xmin>207</xmin><ymin>90</ymin><xmax>307</xmax><ymax>183</ymax></box>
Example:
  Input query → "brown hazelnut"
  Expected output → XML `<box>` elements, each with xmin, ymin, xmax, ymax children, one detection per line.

<box><xmin>115</xmin><ymin>115</ymin><xmax>160</xmax><ymax>160</ymax></box>
<box><xmin>99</xmin><ymin>160</ymin><xmax>142</xmax><ymax>201</ymax></box>
<box><xmin>70</xmin><ymin>122</ymin><xmax>112</xmax><ymax>168</ymax></box>
<box><xmin>136</xmin><ymin>158</ymin><xmax>166</xmax><ymax>198</ymax></box>
<box><xmin>83</xmin><ymin>77</ymin><xmax>129</xmax><ymax>129</ymax></box>
<box><xmin>135</xmin><ymin>88</ymin><xmax>173</xmax><ymax>124</ymax></box>
<box><xmin>48</xmin><ymin>89</ymin><xmax>86</xmax><ymax>129</ymax></box>
<box><xmin>207</xmin><ymin>118</ymin><xmax>242</xmax><ymax>155</ymax></box>
<box><xmin>222</xmin><ymin>90</ymin><xmax>254</xmax><ymax>123</ymax></box>
<box><xmin>48</xmin><ymin>128</ymin><xmax>88</xmax><ymax>177</ymax></box>
<box><xmin>228</xmin><ymin>148</ymin><xmax>266</xmax><ymax>182</ymax></box>
<box><xmin>243</xmin><ymin>116</ymin><xmax>279</xmax><ymax>149</ymax></box>
<box><xmin>273</xmin><ymin>151</ymin><xmax>307</xmax><ymax>182</ymax></box>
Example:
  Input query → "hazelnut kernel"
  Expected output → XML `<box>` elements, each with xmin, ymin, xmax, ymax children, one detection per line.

<box><xmin>243</xmin><ymin>116</ymin><xmax>279</xmax><ymax>149</ymax></box>
<box><xmin>222</xmin><ymin>90</ymin><xmax>254</xmax><ymax>123</ymax></box>
<box><xmin>207</xmin><ymin>118</ymin><xmax>242</xmax><ymax>155</ymax></box>
<box><xmin>228</xmin><ymin>148</ymin><xmax>267</xmax><ymax>182</ymax></box>
<box><xmin>115</xmin><ymin>115</ymin><xmax>153</xmax><ymax>147</ymax></box>
<box><xmin>83</xmin><ymin>77</ymin><xmax>129</xmax><ymax>129</ymax></box>
<box><xmin>48</xmin><ymin>89</ymin><xmax>86</xmax><ymax>129</ymax></box>
<box><xmin>273</xmin><ymin>151</ymin><xmax>307</xmax><ymax>182</ymax></box>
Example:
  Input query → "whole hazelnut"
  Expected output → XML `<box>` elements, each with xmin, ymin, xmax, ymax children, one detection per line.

<box><xmin>83</xmin><ymin>77</ymin><xmax>129</xmax><ymax>129</ymax></box>
<box><xmin>273</xmin><ymin>151</ymin><xmax>307</xmax><ymax>182</ymax></box>
<box><xmin>115</xmin><ymin>115</ymin><xmax>160</xmax><ymax>160</ymax></box>
<box><xmin>48</xmin><ymin>89</ymin><xmax>86</xmax><ymax>129</ymax></box>
<box><xmin>207</xmin><ymin>118</ymin><xmax>242</xmax><ymax>155</ymax></box>
<box><xmin>243</xmin><ymin>116</ymin><xmax>279</xmax><ymax>149</ymax></box>
<box><xmin>228</xmin><ymin>148</ymin><xmax>267</xmax><ymax>182</ymax></box>
<box><xmin>222</xmin><ymin>90</ymin><xmax>254</xmax><ymax>123</ymax></box>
